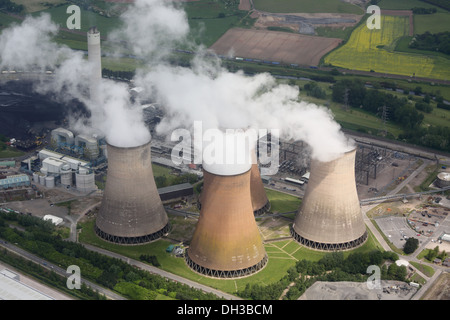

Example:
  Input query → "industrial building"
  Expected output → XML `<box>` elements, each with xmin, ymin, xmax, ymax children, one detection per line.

<box><xmin>291</xmin><ymin>148</ymin><xmax>368</xmax><ymax>251</ymax></box>
<box><xmin>186</xmin><ymin>131</ymin><xmax>268</xmax><ymax>278</ymax></box>
<box><xmin>158</xmin><ymin>183</ymin><xmax>194</xmax><ymax>202</ymax></box>
<box><xmin>0</xmin><ymin>269</ymin><xmax>53</xmax><ymax>300</ymax></box>
<box><xmin>33</xmin><ymin>147</ymin><xmax>96</xmax><ymax>192</ymax></box>
<box><xmin>0</xmin><ymin>174</ymin><xmax>30</xmax><ymax>190</ymax></box>
<box><xmin>95</xmin><ymin>140</ymin><xmax>170</xmax><ymax>245</ymax></box>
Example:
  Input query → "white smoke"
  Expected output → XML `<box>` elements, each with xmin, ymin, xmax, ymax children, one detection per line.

<box><xmin>108</xmin><ymin>0</ymin><xmax>190</xmax><ymax>61</ymax></box>
<box><xmin>119</xmin><ymin>0</ymin><xmax>354</xmax><ymax>162</ymax></box>
<box><xmin>0</xmin><ymin>14</ymin><xmax>150</xmax><ymax>148</ymax></box>
<box><xmin>0</xmin><ymin>0</ymin><xmax>354</xmax><ymax>160</ymax></box>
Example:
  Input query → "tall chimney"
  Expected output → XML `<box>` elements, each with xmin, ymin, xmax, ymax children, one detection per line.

<box><xmin>87</xmin><ymin>26</ymin><xmax>102</xmax><ymax>102</ymax></box>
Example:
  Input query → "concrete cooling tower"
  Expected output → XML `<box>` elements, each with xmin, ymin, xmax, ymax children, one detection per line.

<box><xmin>250</xmin><ymin>162</ymin><xmax>271</xmax><ymax>215</ymax></box>
<box><xmin>95</xmin><ymin>140</ymin><xmax>170</xmax><ymax>244</ymax></box>
<box><xmin>186</xmin><ymin>131</ymin><xmax>268</xmax><ymax>278</ymax></box>
<box><xmin>197</xmin><ymin>144</ymin><xmax>270</xmax><ymax>216</ymax></box>
<box><xmin>291</xmin><ymin>148</ymin><xmax>367</xmax><ymax>251</ymax></box>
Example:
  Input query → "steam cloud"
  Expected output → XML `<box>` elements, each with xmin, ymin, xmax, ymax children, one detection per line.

<box><xmin>0</xmin><ymin>0</ymin><xmax>354</xmax><ymax>161</ymax></box>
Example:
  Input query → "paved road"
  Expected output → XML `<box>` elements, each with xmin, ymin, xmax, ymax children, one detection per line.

<box><xmin>82</xmin><ymin>244</ymin><xmax>242</xmax><ymax>300</ymax></box>
<box><xmin>0</xmin><ymin>241</ymin><xmax>125</xmax><ymax>300</ymax></box>
<box><xmin>360</xmin><ymin>160</ymin><xmax>450</xmax><ymax>300</ymax></box>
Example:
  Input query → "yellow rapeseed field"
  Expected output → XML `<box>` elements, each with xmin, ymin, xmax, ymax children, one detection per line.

<box><xmin>324</xmin><ymin>15</ymin><xmax>450</xmax><ymax>81</ymax></box>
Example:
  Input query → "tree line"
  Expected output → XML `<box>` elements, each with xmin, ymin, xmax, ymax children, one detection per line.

<box><xmin>0</xmin><ymin>0</ymin><xmax>23</xmax><ymax>13</ymax></box>
<box><xmin>331</xmin><ymin>79</ymin><xmax>450</xmax><ymax>153</ymax></box>
<box><xmin>0</xmin><ymin>210</ymin><xmax>221</xmax><ymax>300</ymax></box>
<box><xmin>419</xmin><ymin>0</ymin><xmax>450</xmax><ymax>11</ymax></box>
<box><xmin>410</xmin><ymin>31</ymin><xmax>450</xmax><ymax>55</ymax></box>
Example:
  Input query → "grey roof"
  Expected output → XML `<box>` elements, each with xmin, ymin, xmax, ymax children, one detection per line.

<box><xmin>158</xmin><ymin>183</ymin><xmax>193</xmax><ymax>194</ymax></box>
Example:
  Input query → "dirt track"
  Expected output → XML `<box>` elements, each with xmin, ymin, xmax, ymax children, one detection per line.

<box><xmin>421</xmin><ymin>272</ymin><xmax>450</xmax><ymax>300</ymax></box>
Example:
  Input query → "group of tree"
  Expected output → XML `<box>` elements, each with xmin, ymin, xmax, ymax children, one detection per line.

<box><xmin>403</xmin><ymin>237</ymin><xmax>419</xmax><ymax>254</ymax></box>
<box><xmin>102</xmin><ymin>68</ymin><xmax>135</xmax><ymax>81</ymax></box>
<box><xmin>332</xmin><ymin>79</ymin><xmax>425</xmax><ymax>130</ymax></box>
<box><xmin>303</xmin><ymin>81</ymin><xmax>327</xmax><ymax>99</ymax></box>
<box><xmin>139</xmin><ymin>254</ymin><xmax>161</xmax><ymax>267</ymax></box>
<box><xmin>409</xmin><ymin>31</ymin><xmax>450</xmax><ymax>55</ymax></box>
<box><xmin>425</xmin><ymin>246</ymin><xmax>448</xmax><ymax>262</ymax></box>
<box><xmin>331</xmin><ymin>79</ymin><xmax>450</xmax><ymax>153</ymax></box>
<box><xmin>412</xmin><ymin>7</ymin><xmax>437</xmax><ymax>14</ymax></box>
<box><xmin>419</xmin><ymin>0</ymin><xmax>450</xmax><ymax>11</ymax></box>
<box><xmin>239</xmin><ymin>250</ymin><xmax>404</xmax><ymax>300</ymax></box>
<box><xmin>0</xmin><ymin>210</ymin><xmax>221</xmax><ymax>300</ymax></box>
<box><xmin>0</xmin><ymin>0</ymin><xmax>24</xmax><ymax>13</ymax></box>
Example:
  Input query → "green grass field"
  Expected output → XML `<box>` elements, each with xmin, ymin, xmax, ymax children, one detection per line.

<box><xmin>324</xmin><ymin>15</ymin><xmax>450</xmax><ymax>81</ymax></box>
<box><xmin>265</xmin><ymin>188</ymin><xmax>301</xmax><ymax>213</ymax></box>
<box><xmin>378</xmin><ymin>0</ymin><xmax>446</xmax><ymax>11</ymax></box>
<box><xmin>79</xmin><ymin>215</ymin><xmax>383</xmax><ymax>297</ymax></box>
<box><xmin>253</xmin><ymin>0</ymin><xmax>364</xmax><ymax>14</ymax></box>
<box><xmin>414</xmin><ymin>12</ymin><xmax>450</xmax><ymax>34</ymax></box>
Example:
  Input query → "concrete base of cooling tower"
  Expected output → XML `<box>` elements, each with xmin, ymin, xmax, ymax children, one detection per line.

<box><xmin>291</xmin><ymin>228</ymin><xmax>368</xmax><ymax>251</ymax></box>
<box><xmin>253</xmin><ymin>200</ymin><xmax>271</xmax><ymax>216</ymax></box>
<box><xmin>94</xmin><ymin>223</ymin><xmax>171</xmax><ymax>245</ymax></box>
<box><xmin>185</xmin><ymin>253</ymin><xmax>268</xmax><ymax>279</ymax></box>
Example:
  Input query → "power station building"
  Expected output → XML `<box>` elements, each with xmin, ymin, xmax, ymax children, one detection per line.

<box><xmin>186</xmin><ymin>131</ymin><xmax>268</xmax><ymax>278</ymax></box>
<box><xmin>291</xmin><ymin>148</ymin><xmax>367</xmax><ymax>251</ymax></box>
<box><xmin>95</xmin><ymin>140</ymin><xmax>170</xmax><ymax>245</ymax></box>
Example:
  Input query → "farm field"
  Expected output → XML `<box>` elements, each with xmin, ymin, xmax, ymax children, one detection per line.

<box><xmin>324</xmin><ymin>15</ymin><xmax>450</xmax><ymax>81</ymax></box>
<box><xmin>378</xmin><ymin>0</ymin><xmax>446</xmax><ymax>12</ymax></box>
<box><xmin>252</xmin><ymin>0</ymin><xmax>364</xmax><ymax>14</ymax></box>
<box><xmin>210</xmin><ymin>28</ymin><xmax>342</xmax><ymax>66</ymax></box>
<box><xmin>414</xmin><ymin>12</ymin><xmax>450</xmax><ymax>34</ymax></box>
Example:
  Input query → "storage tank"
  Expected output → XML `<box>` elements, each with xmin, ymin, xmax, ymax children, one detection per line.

<box><xmin>436</xmin><ymin>172</ymin><xmax>450</xmax><ymax>188</ymax></box>
<box><xmin>33</xmin><ymin>172</ymin><xmax>39</xmax><ymax>184</ymax></box>
<box><xmin>75</xmin><ymin>167</ymin><xmax>96</xmax><ymax>193</ymax></box>
<box><xmin>95</xmin><ymin>140</ymin><xmax>169</xmax><ymax>245</ymax></box>
<box><xmin>291</xmin><ymin>148</ymin><xmax>367</xmax><ymax>251</ymax></box>
<box><xmin>39</xmin><ymin>174</ymin><xmax>46</xmax><ymax>186</ymax></box>
<box><xmin>60</xmin><ymin>164</ymin><xmax>72</xmax><ymax>187</ymax></box>
<box><xmin>186</xmin><ymin>130</ymin><xmax>267</xmax><ymax>278</ymax></box>
<box><xmin>45</xmin><ymin>176</ymin><xmax>55</xmax><ymax>188</ymax></box>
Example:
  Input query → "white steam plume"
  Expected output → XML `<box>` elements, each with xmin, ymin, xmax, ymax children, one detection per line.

<box><xmin>0</xmin><ymin>14</ymin><xmax>150</xmax><ymax>148</ymax></box>
<box><xmin>116</xmin><ymin>0</ymin><xmax>354</xmax><ymax>162</ymax></box>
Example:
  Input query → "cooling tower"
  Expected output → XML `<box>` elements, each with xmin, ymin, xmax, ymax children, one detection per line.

<box><xmin>186</xmin><ymin>131</ymin><xmax>267</xmax><ymax>278</ymax></box>
<box><xmin>95</xmin><ymin>140</ymin><xmax>170</xmax><ymax>244</ymax></box>
<box><xmin>291</xmin><ymin>148</ymin><xmax>367</xmax><ymax>251</ymax></box>
<box><xmin>197</xmin><ymin>146</ymin><xmax>271</xmax><ymax>215</ymax></box>
<box><xmin>250</xmin><ymin>149</ymin><xmax>270</xmax><ymax>215</ymax></box>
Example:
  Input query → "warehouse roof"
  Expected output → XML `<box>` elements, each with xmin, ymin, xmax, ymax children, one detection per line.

<box><xmin>0</xmin><ymin>269</ymin><xmax>53</xmax><ymax>300</ymax></box>
<box><xmin>0</xmin><ymin>174</ymin><xmax>30</xmax><ymax>187</ymax></box>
